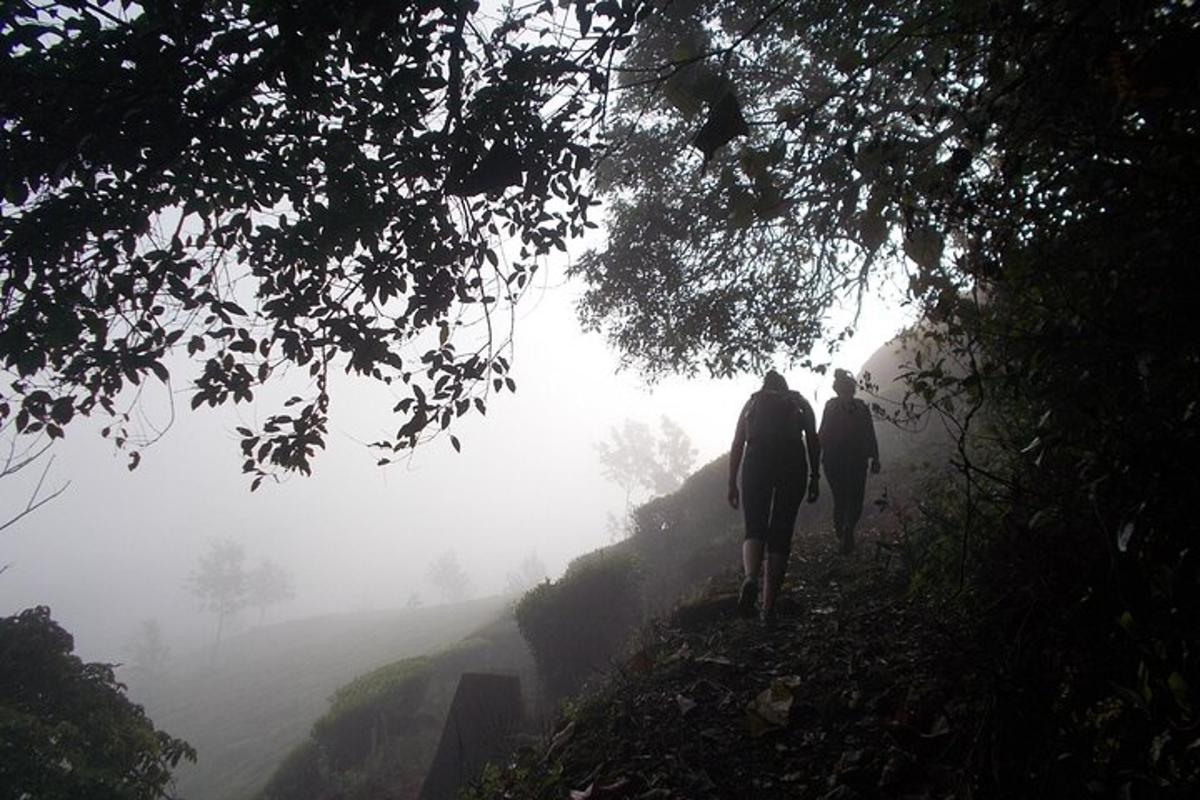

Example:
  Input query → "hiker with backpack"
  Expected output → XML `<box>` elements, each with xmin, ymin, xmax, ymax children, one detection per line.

<box><xmin>819</xmin><ymin>368</ymin><xmax>881</xmax><ymax>554</ymax></box>
<box><xmin>727</xmin><ymin>370</ymin><xmax>821</xmax><ymax>623</ymax></box>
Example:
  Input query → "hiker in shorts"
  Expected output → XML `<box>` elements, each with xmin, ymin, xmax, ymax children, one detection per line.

<box><xmin>819</xmin><ymin>369</ymin><xmax>881</xmax><ymax>554</ymax></box>
<box><xmin>727</xmin><ymin>370</ymin><xmax>820</xmax><ymax>623</ymax></box>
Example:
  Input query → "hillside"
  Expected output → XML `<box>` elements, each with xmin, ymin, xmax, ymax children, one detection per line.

<box><xmin>467</xmin><ymin>531</ymin><xmax>971</xmax><ymax>799</ymax></box>
<box><xmin>241</xmin><ymin>336</ymin><xmax>944</xmax><ymax>800</ymax></box>
<box><xmin>245</xmin><ymin>326</ymin><xmax>1197</xmax><ymax>799</ymax></box>
<box><xmin>135</xmin><ymin>597</ymin><xmax>510</xmax><ymax>800</ymax></box>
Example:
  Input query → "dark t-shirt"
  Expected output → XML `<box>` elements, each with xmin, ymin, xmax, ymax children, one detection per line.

<box><xmin>819</xmin><ymin>397</ymin><xmax>878</xmax><ymax>466</ymax></box>
<box><xmin>741</xmin><ymin>389</ymin><xmax>817</xmax><ymax>471</ymax></box>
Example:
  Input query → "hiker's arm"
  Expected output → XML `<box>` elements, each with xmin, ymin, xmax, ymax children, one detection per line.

<box><xmin>803</xmin><ymin>403</ymin><xmax>821</xmax><ymax>482</ymax></box>
<box><xmin>728</xmin><ymin>403</ymin><xmax>748</xmax><ymax>508</ymax></box>
<box><xmin>863</xmin><ymin>400</ymin><xmax>881</xmax><ymax>471</ymax></box>
<box><xmin>803</xmin><ymin>401</ymin><xmax>821</xmax><ymax>502</ymax></box>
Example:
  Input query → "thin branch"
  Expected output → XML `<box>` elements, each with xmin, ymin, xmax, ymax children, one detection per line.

<box><xmin>0</xmin><ymin>454</ymin><xmax>70</xmax><ymax>535</ymax></box>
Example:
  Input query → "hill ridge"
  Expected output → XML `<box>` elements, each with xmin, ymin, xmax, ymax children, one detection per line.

<box><xmin>467</xmin><ymin>529</ymin><xmax>972</xmax><ymax>800</ymax></box>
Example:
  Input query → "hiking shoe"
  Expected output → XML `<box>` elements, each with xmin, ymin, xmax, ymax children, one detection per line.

<box><xmin>838</xmin><ymin>529</ymin><xmax>855</xmax><ymax>555</ymax></box>
<box><xmin>737</xmin><ymin>578</ymin><xmax>758</xmax><ymax>618</ymax></box>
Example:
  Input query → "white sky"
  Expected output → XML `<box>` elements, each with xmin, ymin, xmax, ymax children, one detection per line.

<box><xmin>0</xmin><ymin>255</ymin><xmax>911</xmax><ymax>664</ymax></box>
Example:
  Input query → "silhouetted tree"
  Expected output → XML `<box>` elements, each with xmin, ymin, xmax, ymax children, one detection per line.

<box><xmin>0</xmin><ymin>0</ymin><xmax>643</xmax><ymax>483</ymax></box>
<box><xmin>188</xmin><ymin>538</ymin><xmax>249</xmax><ymax>649</ymax></box>
<box><xmin>247</xmin><ymin>559</ymin><xmax>294</xmax><ymax>624</ymax></box>
<box><xmin>0</xmin><ymin>606</ymin><xmax>195</xmax><ymax>798</ymax></box>
<box><xmin>597</xmin><ymin>416</ymin><xmax>697</xmax><ymax>537</ymax></box>
<box><xmin>428</xmin><ymin>550</ymin><xmax>470</xmax><ymax>604</ymax></box>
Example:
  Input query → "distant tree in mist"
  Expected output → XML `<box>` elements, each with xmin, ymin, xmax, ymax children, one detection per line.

<box><xmin>188</xmin><ymin>539</ymin><xmax>249</xmax><ymax>648</ymax></box>
<box><xmin>505</xmin><ymin>552</ymin><xmax>548</xmax><ymax>597</ymax></box>
<box><xmin>124</xmin><ymin>618</ymin><xmax>170</xmax><ymax>683</ymax></box>
<box><xmin>405</xmin><ymin>592</ymin><xmax>423</xmax><ymax>610</ymax></box>
<box><xmin>247</xmin><ymin>560</ymin><xmax>294</xmax><ymax>624</ymax></box>
<box><xmin>428</xmin><ymin>551</ymin><xmax>471</xmax><ymax>604</ymax></box>
<box><xmin>597</xmin><ymin>416</ymin><xmax>698</xmax><ymax>538</ymax></box>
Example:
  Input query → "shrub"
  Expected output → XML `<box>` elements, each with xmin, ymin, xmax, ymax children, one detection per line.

<box><xmin>312</xmin><ymin>657</ymin><xmax>433</xmax><ymax>770</ymax></box>
<box><xmin>255</xmin><ymin>739</ymin><xmax>324</xmax><ymax>800</ymax></box>
<box><xmin>515</xmin><ymin>549</ymin><xmax>643</xmax><ymax>699</ymax></box>
<box><xmin>0</xmin><ymin>606</ymin><xmax>195</xmax><ymax>800</ymax></box>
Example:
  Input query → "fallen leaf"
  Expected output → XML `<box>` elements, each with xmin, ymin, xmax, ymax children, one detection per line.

<box><xmin>598</xmin><ymin>777</ymin><xmax>630</xmax><ymax>795</ymax></box>
<box><xmin>922</xmin><ymin>714</ymin><xmax>951</xmax><ymax>739</ymax></box>
<box><xmin>676</xmin><ymin>693</ymin><xmax>697</xmax><ymax>716</ymax></box>
<box><xmin>746</xmin><ymin>678</ymin><xmax>795</xmax><ymax>736</ymax></box>
<box><xmin>664</xmin><ymin>643</ymin><xmax>692</xmax><ymax>663</ymax></box>
<box><xmin>695</xmin><ymin>654</ymin><xmax>736</xmax><ymax>667</ymax></box>
<box><xmin>544</xmin><ymin>720</ymin><xmax>575</xmax><ymax>762</ymax></box>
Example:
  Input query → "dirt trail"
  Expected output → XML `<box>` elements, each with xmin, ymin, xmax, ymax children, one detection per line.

<box><xmin>477</xmin><ymin>529</ymin><xmax>977</xmax><ymax>800</ymax></box>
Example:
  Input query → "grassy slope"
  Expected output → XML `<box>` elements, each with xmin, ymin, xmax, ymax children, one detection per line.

<box><xmin>137</xmin><ymin>597</ymin><xmax>509</xmax><ymax>800</ymax></box>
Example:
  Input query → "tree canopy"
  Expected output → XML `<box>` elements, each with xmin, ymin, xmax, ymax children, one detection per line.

<box><xmin>188</xmin><ymin>537</ymin><xmax>249</xmax><ymax>645</ymax></box>
<box><xmin>575</xmin><ymin>0</ymin><xmax>1199</xmax><ymax>377</ymax></box>
<box><xmin>0</xmin><ymin>0</ymin><xmax>644</xmax><ymax>483</ymax></box>
<box><xmin>597</xmin><ymin>416</ymin><xmax>696</xmax><ymax>496</ymax></box>
<box><xmin>0</xmin><ymin>606</ymin><xmax>195</xmax><ymax>799</ymax></box>
<box><xmin>576</xmin><ymin>0</ymin><xmax>1199</xmax><ymax>790</ymax></box>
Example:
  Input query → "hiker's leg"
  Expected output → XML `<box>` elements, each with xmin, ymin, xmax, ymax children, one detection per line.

<box><xmin>843</xmin><ymin>463</ymin><xmax>868</xmax><ymax>548</ymax></box>
<box><xmin>738</xmin><ymin>455</ymin><xmax>773</xmax><ymax>614</ymax></box>
<box><xmin>763</xmin><ymin>473</ymin><xmax>805</xmax><ymax>612</ymax></box>
<box><xmin>743</xmin><ymin>538</ymin><xmax>764</xmax><ymax>582</ymax></box>
<box><xmin>763</xmin><ymin>549</ymin><xmax>788</xmax><ymax>614</ymax></box>
<box><xmin>827</xmin><ymin>466</ymin><xmax>849</xmax><ymax>539</ymax></box>
<box><xmin>740</xmin><ymin>454</ymin><xmax>772</xmax><ymax>580</ymax></box>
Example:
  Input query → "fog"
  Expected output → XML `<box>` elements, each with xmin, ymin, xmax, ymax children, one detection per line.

<box><xmin>0</xmin><ymin>271</ymin><xmax>908</xmax><ymax>666</ymax></box>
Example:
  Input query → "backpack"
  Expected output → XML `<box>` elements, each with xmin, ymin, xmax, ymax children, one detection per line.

<box><xmin>745</xmin><ymin>389</ymin><xmax>806</xmax><ymax>446</ymax></box>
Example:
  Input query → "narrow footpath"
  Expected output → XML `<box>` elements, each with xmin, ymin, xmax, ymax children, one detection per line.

<box><xmin>472</xmin><ymin>530</ymin><xmax>980</xmax><ymax>800</ymax></box>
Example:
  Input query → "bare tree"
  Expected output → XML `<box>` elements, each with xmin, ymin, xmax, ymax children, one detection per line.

<box><xmin>188</xmin><ymin>539</ymin><xmax>249</xmax><ymax>649</ymax></box>
<box><xmin>428</xmin><ymin>551</ymin><xmax>471</xmax><ymax>604</ymax></box>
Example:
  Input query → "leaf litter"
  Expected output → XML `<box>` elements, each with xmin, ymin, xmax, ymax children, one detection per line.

<box><xmin>473</xmin><ymin>529</ymin><xmax>974</xmax><ymax>799</ymax></box>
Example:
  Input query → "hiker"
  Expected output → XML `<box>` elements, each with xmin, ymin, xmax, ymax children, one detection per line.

<box><xmin>727</xmin><ymin>370</ymin><xmax>820</xmax><ymax>623</ymax></box>
<box><xmin>818</xmin><ymin>369</ymin><xmax>881</xmax><ymax>554</ymax></box>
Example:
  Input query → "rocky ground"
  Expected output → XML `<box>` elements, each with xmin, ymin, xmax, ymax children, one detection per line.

<box><xmin>467</xmin><ymin>528</ymin><xmax>985</xmax><ymax>800</ymax></box>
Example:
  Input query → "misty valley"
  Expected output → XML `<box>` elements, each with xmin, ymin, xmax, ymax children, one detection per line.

<box><xmin>2</xmin><ymin>2</ymin><xmax>1198</xmax><ymax>800</ymax></box>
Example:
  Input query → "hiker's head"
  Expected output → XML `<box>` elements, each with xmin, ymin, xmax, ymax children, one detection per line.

<box><xmin>833</xmin><ymin>368</ymin><xmax>857</xmax><ymax>398</ymax></box>
<box><xmin>762</xmin><ymin>370</ymin><xmax>788</xmax><ymax>392</ymax></box>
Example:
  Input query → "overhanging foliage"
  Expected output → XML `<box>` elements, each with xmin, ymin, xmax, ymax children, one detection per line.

<box><xmin>0</xmin><ymin>0</ymin><xmax>646</xmax><ymax>482</ymax></box>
